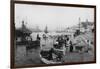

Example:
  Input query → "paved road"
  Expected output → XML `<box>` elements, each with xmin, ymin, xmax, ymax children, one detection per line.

<box><xmin>15</xmin><ymin>46</ymin><xmax>94</xmax><ymax>66</ymax></box>
<box><xmin>15</xmin><ymin>32</ymin><xmax>94</xmax><ymax>66</ymax></box>
<box><xmin>15</xmin><ymin>46</ymin><xmax>44</xmax><ymax>66</ymax></box>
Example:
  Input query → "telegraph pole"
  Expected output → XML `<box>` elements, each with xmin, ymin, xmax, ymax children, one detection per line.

<box><xmin>79</xmin><ymin>17</ymin><xmax>81</xmax><ymax>35</ymax></box>
<box><xmin>79</xmin><ymin>17</ymin><xmax>80</xmax><ymax>31</ymax></box>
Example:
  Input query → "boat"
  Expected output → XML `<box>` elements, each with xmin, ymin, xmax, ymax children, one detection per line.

<box><xmin>40</xmin><ymin>53</ymin><xmax>62</xmax><ymax>64</ymax></box>
<box><xmin>39</xmin><ymin>45</ymin><xmax>65</xmax><ymax>64</ymax></box>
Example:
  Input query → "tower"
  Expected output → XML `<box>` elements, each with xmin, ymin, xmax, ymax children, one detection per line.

<box><xmin>22</xmin><ymin>20</ymin><xmax>26</xmax><ymax>31</ymax></box>
<box><xmin>79</xmin><ymin>17</ymin><xmax>81</xmax><ymax>31</ymax></box>
<box><xmin>44</xmin><ymin>25</ymin><xmax>48</xmax><ymax>34</ymax></box>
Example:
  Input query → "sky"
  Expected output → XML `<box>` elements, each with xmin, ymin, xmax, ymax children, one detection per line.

<box><xmin>15</xmin><ymin>4</ymin><xmax>94</xmax><ymax>31</ymax></box>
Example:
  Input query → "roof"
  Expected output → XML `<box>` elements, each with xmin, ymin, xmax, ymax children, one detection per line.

<box><xmin>73</xmin><ymin>32</ymin><xmax>94</xmax><ymax>46</ymax></box>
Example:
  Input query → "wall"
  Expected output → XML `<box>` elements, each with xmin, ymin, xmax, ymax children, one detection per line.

<box><xmin>0</xmin><ymin>0</ymin><xmax>100</xmax><ymax>69</ymax></box>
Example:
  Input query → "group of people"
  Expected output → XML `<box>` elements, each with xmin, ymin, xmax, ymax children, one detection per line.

<box><xmin>54</xmin><ymin>35</ymin><xmax>74</xmax><ymax>52</ymax></box>
<box><xmin>30</xmin><ymin>33</ymin><xmax>74</xmax><ymax>53</ymax></box>
<box><xmin>39</xmin><ymin>34</ymin><xmax>74</xmax><ymax>62</ymax></box>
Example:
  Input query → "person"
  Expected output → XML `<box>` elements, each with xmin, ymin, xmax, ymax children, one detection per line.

<box><xmin>65</xmin><ymin>37</ymin><xmax>70</xmax><ymax>47</ymax></box>
<box><xmin>37</xmin><ymin>34</ymin><xmax>40</xmax><ymax>41</ymax></box>
<box><xmin>36</xmin><ymin>34</ymin><xmax>41</xmax><ymax>47</ymax></box>
<box><xmin>48</xmin><ymin>48</ymin><xmax>54</xmax><ymax>60</ymax></box>
<box><xmin>56</xmin><ymin>51</ymin><xmax>63</xmax><ymax>61</ymax></box>
<box><xmin>86</xmin><ymin>40</ymin><xmax>93</xmax><ymax>53</ymax></box>
<box><xmin>69</xmin><ymin>41</ymin><xmax>73</xmax><ymax>52</ymax></box>
<box><xmin>65</xmin><ymin>37</ymin><xmax>71</xmax><ymax>52</ymax></box>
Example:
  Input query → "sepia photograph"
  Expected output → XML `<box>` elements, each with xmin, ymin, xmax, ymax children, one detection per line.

<box><xmin>11</xmin><ymin>1</ymin><xmax>96</xmax><ymax>68</ymax></box>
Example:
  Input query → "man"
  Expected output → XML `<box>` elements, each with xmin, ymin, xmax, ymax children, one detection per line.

<box><xmin>69</xmin><ymin>41</ymin><xmax>73</xmax><ymax>52</ymax></box>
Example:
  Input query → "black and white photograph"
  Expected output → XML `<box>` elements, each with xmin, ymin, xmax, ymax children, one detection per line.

<box><xmin>12</xmin><ymin>1</ymin><xmax>96</xmax><ymax>68</ymax></box>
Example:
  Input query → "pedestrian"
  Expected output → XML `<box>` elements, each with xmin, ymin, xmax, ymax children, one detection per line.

<box><xmin>37</xmin><ymin>34</ymin><xmax>40</xmax><ymax>41</ymax></box>
<box><xmin>69</xmin><ymin>41</ymin><xmax>73</xmax><ymax>52</ymax></box>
